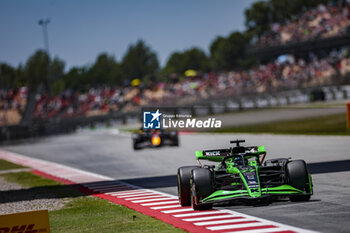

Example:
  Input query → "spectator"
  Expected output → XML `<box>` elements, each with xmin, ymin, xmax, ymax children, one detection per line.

<box><xmin>256</xmin><ymin>2</ymin><xmax>350</xmax><ymax>47</ymax></box>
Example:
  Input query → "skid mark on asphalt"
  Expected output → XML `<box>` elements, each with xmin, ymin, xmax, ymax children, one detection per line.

<box><xmin>0</xmin><ymin>150</ymin><xmax>318</xmax><ymax>233</ymax></box>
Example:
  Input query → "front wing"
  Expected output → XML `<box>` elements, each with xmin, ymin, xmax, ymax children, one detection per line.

<box><xmin>201</xmin><ymin>184</ymin><xmax>310</xmax><ymax>204</ymax></box>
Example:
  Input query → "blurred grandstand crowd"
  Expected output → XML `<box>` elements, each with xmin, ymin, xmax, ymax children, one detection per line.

<box><xmin>1</xmin><ymin>46</ymin><xmax>349</xmax><ymax>123</ymax></box>
<box><xmin>1</xmin><ymin>1</ymin><xmax>350</xmax><ymax>125</ymax></box>
<box><xmin>257</xmin><ymin>1</ymin><xmax>350</xmax><ymax>47</ymax></box>
<box><xmin>0</xmin><ymin>87</ymin><xmax>27</xmax><ymax>125</ymax></box>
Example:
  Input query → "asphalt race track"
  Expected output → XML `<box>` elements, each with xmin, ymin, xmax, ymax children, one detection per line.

<box><xmin>1</xmin><ymin>129</ymin><xmax>350</xmax><ymax>233</ymax></box>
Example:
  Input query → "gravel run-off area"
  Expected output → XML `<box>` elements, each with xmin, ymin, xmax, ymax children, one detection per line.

<box><xmin>0</xmin><ymin>175</ymin><xmax>68</xmax><ymax>215</ymax></box>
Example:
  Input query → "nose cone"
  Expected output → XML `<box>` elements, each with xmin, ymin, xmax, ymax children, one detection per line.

<box><xmin>151</xmin><ymin>136</ymin><xmax>161</xmax><ymax>146</ymax></box>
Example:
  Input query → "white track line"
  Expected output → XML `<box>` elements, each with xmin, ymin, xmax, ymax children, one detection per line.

<box><xmin>109</xmin><ymin>190</ymin><xmax>150</xmax><ymax>196</ymax></box>
<box><xmin>207</xmin><ymin>222</ymin><xmax>274</xmax><ymax>231</ymax></box>
<box><xmin>173</xmin><ymin>211</ymin><xmax>223</xmax><ymax>218</ymax></box>
<box><xmin>132</xmin><ymin>197</ymin><xmax>177</xmax><ymax>203</ymax></box>
<box><xmin>115</xmin><ymin>192</ymin><xmax>156</xmax><ymax>198</ymax></box>
<box><xmin>125</xmin><ymin>195</ymin><xmax>166</xmax><ymax>201</ymax></box>
<box><xmin>126</xmin><ymin>194</ymin><xmax>167</xmax><ymax>200</ymax></box>
<box><xmin>224</xmin><ymin>227</ymin><xmax>298</xmax><ymax>233</ymax></box>
<box><xmin>141</xmin><ymin>200</ymin><xmax>179</xmax><ymax>206</ymax></box>
<box><xmin>105</xmin><ymin>191</ymin><xmax>142</xmax><ymax>195</ymax></box>
<box><xmin>194</xmin><ymin>219</ymin><xmax>258</xmax><ymax>226</ymax></box>
<box><xmin>183</xmin><ymin>214</ymin><xmax>242</xmax><ymax>222</ymax></box>
<box><xmin>162</xmin><ymin>208</ymin><xmax>193</xmax><ymax>214</ymax></box>
<box><xmin>0</xmin><ymin>150</ymin><xmax>113</xmax><ymax>182</ymax></box>
<box><xmin>151</xmin><ymin>205</ymin><xmax>181</xmax><ymax>210</ymax></box>
<box><xmin>222</xmin><ymin>209</ymin><xmax>317</xmax><ymax>233</ymax></box>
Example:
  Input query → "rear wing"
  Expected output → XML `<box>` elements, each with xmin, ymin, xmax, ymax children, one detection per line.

<box><xmin>196</xmin><ymin>146</ymin><xmax>266</xmax><ymax>162</ymax></box>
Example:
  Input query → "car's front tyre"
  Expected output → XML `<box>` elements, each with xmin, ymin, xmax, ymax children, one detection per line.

<box><xmin>286</xmin><ymin>160</ymin><xmax>311</xmax><ymax>202</ymax></box>
<box><xmin>177</xmin><ymin>166</ymin><xmax>200</xmax><ymax>206</ymax></box>
<box><xmin>191</xmin><ymin>168</ymin><xmax>213</xmax><ymax>210</ymax></box>
<box><xmin>133</xmin><ymin>140</ymin><xmax>141</xmax><ymax>150</ymax></box>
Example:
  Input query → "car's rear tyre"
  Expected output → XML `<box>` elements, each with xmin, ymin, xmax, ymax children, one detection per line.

<box><xmin>170</xmin><ymin>133</ymin><xmax>179</xmax><ymax>146</ymax></box>
<box><xmin>191</xmin><ymin>168</ymin><xmax>213</xmax><ymax>210</ymax></box>
<box><xmin>171</xmin><ymin>139</ymin><xmax>179</xmax><ymax>146</ymax></box>
<box><xmin>133</xmin><ymin>141</ymin><xmax>141</xmax><ymax>150</ymax></box>
<box><xmin>286</xmin><ymin>160</ymin><xmax>311</xmax><ymax>202</ymax></box>
<box><xmin>177</xmin><ymin>166</ymin><xmax>200</xmax><ymax>206</ymax></box>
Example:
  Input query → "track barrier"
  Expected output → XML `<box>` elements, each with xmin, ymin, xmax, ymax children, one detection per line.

<box><xmin>347</xmin><ymin>102</ymin><xmax>350</xmax><ymax>130</ymax></box>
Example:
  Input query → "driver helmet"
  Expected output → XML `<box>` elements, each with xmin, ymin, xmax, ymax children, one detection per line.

<box><xmin>234</xmin><ymin>157</ymin><xmax>247</xmax><ymax>166</ymax></box>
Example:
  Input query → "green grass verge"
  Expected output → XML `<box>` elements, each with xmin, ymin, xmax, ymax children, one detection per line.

<box><xmin>0</xmin><ymin>159</ymin><xmax>26</xmax><ymax>170</ymax></box>
<box><xmin>1</xmin><ymin>171</ymin><xmax>61</xmax><ymax>187</ymax></box>
<box><xmin>0</xmin><ymin>170</ymin><xmax>185</xmax><ymax>233</ymax></box>
<box><xmin>214</xmin><ymin>113</ymin><xmax>350</xmax><ymax>135</ymax></box>
<box><xmin>119</xmin><ymin>127</ymin><xmax>139</xmax><ymax>133</ymax></box>
<box><xmin>50</xmin><ymin>197</ymin><xmax>184</xmax><ymax>233</ymax></box>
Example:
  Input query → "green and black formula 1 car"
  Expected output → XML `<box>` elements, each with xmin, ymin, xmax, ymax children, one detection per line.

<box><xmin>177</xmin><ymin>140</ymin><xmax>313</xmax><ymax>210</ymax></box>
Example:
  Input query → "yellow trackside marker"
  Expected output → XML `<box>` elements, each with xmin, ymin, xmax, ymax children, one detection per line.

<box><xmin>0</xmin><ymin>210</ymin><xmax>50</xmax><ymax>233</ymax></box>
<box><xmin>347</xmin><ymin>102</ymin><xmax>350</xmax><ymax>130</ymax></box>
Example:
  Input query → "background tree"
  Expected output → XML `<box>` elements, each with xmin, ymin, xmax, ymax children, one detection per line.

<box><xmin>22</xmin><ymin>50</ymin><xmax>50</xmax><ymax>91</ymax></box>
<box><xmin>49</xmin><ymin>57</ymin><xmax>65</xmax><ymax>95</ymax></box>
<box><xmin>162</xmin><ymin>47</ymin><xmax>209</xmax><ymax>77</ymax></box>
<box><xmin>121</xmin><ymin>40</ymin><xmax>159</xmax><ymax>83</ymax></box>
<box><xmin>0</xmin><ymin>63</ymin><xmax>25</xmax><ymax>89</ymax></box>
<box><xmin>271</xmin><ymin>0</ymin><xmax>328</xmax><ymax>23</ymax></box>
<box><xmin>50</xmin><ymin>57</ymin><xmax>65</xmax><ymax>82</ymax></box>
<box><xmin>87</xmin><ymin>53</ymin><xmax>122</xmax><ymax>85</ymax></box>
<box><xmin>210</xmin><ymin>32</ymin><xmax>251</xmax><ymax>71</ymax></box>
<box><xmin>21</xmin><ymin>50</ymin><xmax>66</xmax><ymax>94</ymax></box>
<box><xmin>245</xmin><ymin>1</ymin><xmax>271</xmax><ymax>38</ymax></box>
<box><xmin>61</xmin><ymin>67</ymin><xmax>88</xmax><ymax>90</ymax></box>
